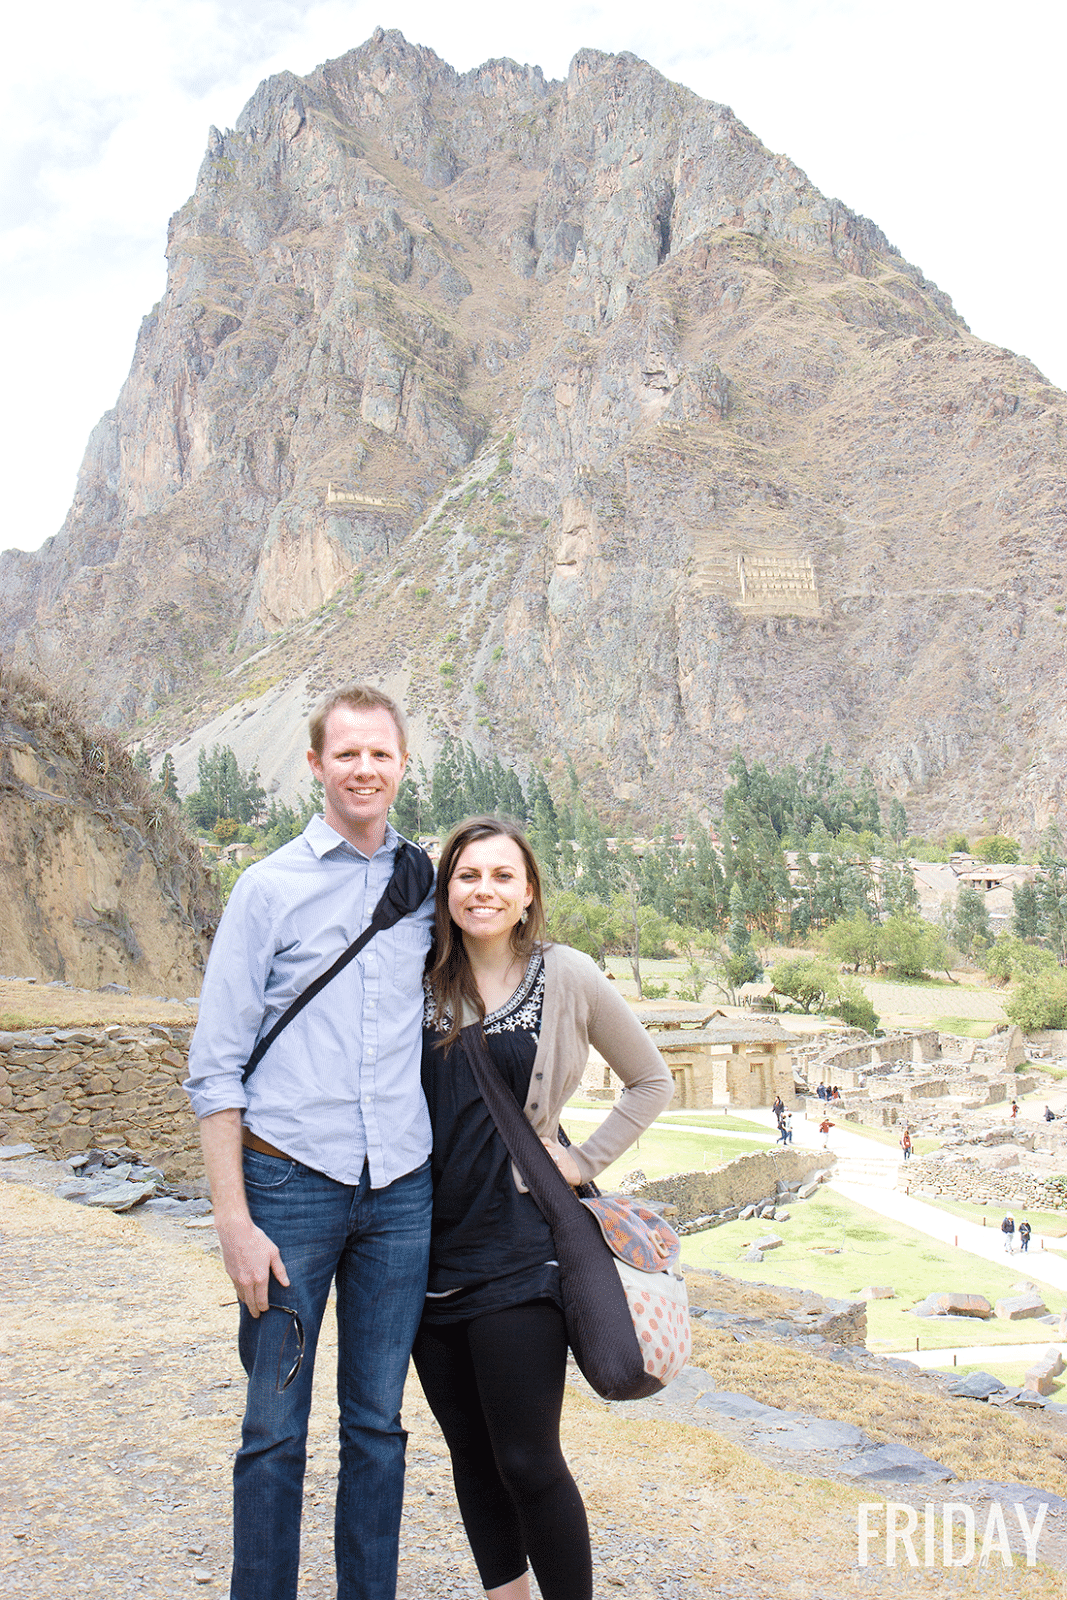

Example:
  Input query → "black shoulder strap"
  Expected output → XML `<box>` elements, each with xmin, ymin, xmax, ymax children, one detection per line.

<box><xmin>461</xmin><ymin>1021</ymin><xmax>586</xmax><ymax>1229</ymax></box>
<box><xmin>241</xmin><ymin>839</ymin><xmax>434</xmax><ymax>1083</ymax></box>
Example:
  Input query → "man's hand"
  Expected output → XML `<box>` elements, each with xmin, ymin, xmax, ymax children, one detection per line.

<box><xmin>199</xmin><ymin>1108</ymin><xmax>289</xmax><ymax>1316</ymax></box>
<box><xmin>216</xmin><ymin>1214</ymin><xmax>290</xmax><ymax>1316</ymax></box>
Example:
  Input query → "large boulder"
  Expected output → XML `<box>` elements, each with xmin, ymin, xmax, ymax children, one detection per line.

<box><xmin>995</xmin><ymin>1291</ymin><xmax>1049</xmax><ymax>1321</ymax></box>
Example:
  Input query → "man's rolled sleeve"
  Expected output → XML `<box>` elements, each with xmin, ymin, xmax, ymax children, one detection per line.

<box><xmin>184</xmin><ymin>871</ymin><xmax>279</xmax><ymax>1120</ymax></box>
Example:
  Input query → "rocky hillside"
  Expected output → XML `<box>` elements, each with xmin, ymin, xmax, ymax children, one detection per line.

<box><xmin>1</xmin><ymin>28</ymin><xmax>1065</xmax><ymax>836</ymax></box>
<box><xmin>0</xmin><ymin>669</ymin><xmax>218</xmax><ymax>993</ymax></box>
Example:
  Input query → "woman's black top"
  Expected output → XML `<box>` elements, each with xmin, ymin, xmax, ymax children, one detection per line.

<box><xmin>420</xmin><ymin>951</ymin><xmax>561</xmax><ymax>1324</ymax></box>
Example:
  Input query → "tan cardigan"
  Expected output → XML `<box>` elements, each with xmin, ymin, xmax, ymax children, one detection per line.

<box><xmin>516</xmin><ymin>943</ymin><xmax>674</xmax><ymax>1187</ymax></box>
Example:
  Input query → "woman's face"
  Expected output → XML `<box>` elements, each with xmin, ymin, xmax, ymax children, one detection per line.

<box><xmin>447</xmin><ymin>835</ymin><xmax>533</xmax><ymax>944</ymax></box>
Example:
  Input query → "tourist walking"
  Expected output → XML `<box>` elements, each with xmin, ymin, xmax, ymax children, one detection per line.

<box><xmin>819</xmin><ymin>1116</ymin><xmax>834</xmax><ymax>1148</ymax></box>
<box><xmin>1001</xmin><ymin>1213</ymin><xmax>1016</xmax><ymax>1253</ymax></box>
<box><xmin>900</xmin><ymin>1129</ymin><xmax>912</xmax><ymax>1161</ymax></box>
<box><xmin>1019</xmin><ymin>1219</ymin><xmax>1032</xmax><ymax>1253</ymax></box>
<box><xmin>413</xmin><ymin>816</ymin><xmax>673</xmax><ymax>1600</ymax></box>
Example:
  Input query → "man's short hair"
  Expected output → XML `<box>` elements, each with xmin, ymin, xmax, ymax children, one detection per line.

<box><xmin>308</xmin><ymin>685</ymin><xmax>409</xmax><ymax>758</ymax></box>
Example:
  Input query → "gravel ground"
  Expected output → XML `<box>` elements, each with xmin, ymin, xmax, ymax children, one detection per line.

<box><xmin>2</xmin><ymin>1157</ymin><xmax>1063</xmax><ymax>1599</ymax></box>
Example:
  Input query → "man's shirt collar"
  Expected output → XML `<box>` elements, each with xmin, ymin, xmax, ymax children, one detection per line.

<box><xmin>305</xmin><ymin>812</ymin><xmax>399</xmax><ymax>861</ymax></box>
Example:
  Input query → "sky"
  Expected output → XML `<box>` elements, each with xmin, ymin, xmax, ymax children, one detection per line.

<box><xmin>2</xmin><ymin>0</ymin><xmax>1063</xmax><ymax>555</ymax></box>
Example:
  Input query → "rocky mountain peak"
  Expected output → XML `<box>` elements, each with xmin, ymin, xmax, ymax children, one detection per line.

<box><xmin>0</xmin><ymin>30</ymin><xmax>1063</xmax><ymax>838</ymax></box>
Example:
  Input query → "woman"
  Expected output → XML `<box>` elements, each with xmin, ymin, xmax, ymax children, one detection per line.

<box><xmin>412</xmin><ymin>816</ymin><xmax>673</xmax><ymax>1600</ymax></box>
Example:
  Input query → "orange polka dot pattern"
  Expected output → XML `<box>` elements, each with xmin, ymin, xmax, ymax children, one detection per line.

<box><xmin>624</xmin><ymin>1275</ymin><xmax>692</xmax><ymax>1381</ymax></box>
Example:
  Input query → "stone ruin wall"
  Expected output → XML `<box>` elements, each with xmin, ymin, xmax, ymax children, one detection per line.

<box><xmin>904</xmin><ymin>1155</ymin><xmax>1067</xmax><ymax>1213</ymax></box>
<box><xmin>0</xmin><ymin>1025</ymin><xmax>201</xmax><ymax>1182</ymax></box>
<box><xmin>629</xmin><ymin>1148</ymin><xmax>822</xmax><ymax>1220</ymax></box>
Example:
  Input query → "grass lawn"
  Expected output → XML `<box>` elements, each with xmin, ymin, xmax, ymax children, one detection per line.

<box><xmin>563</xmin><ymin>1122</ymin><xmax>769</xmax><ymax>1185</ymax></box>
<box><xmin>566</xmin><ymin>1097</ymin><xmax>770</xmax><ymax>1138</ymax></box>
<box><xmin>929</xmin><ymin>1016</ymin><xmax>1001</xmax><ymax>1038</ymax></box>
<box><xmin>676</xmin><ymin>1186</ymin><xmax>1067</xmax><ymax>1350</ymax></box>
<box><xmin>651</xmin><ymin>1110</ymin><xmax>770</xmax><ymax>1135</ymax></box>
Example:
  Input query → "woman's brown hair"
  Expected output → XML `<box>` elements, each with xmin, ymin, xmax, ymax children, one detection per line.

<box><xmin>428</xmin><ymin>815</ymin><xmax>547</xmax><ymax>1050</ymax></box>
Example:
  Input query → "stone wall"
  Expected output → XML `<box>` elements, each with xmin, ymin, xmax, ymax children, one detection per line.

<box><xmin>628</xmin><ymin>1148</ymin><xmax>828</xmax><ymax>1222</ymax></box>
<box><xmin>0</xmin><ymin>1025</ymin><xmax>200</xmax><ymax>1180</ymax></box>
<box><xmin>904</xmin><ymin>1154</ymin><xmax>1067</xmax><ymax>1212</ymax></box>
<box><xmin>812</xmin><ymin>1030</ymin><xmax>942</xmax><ymax>1077</ymax></box>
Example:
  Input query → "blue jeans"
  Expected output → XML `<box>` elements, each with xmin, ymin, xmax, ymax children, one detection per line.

<box><xmin>232</xmin><ymin>1150</ymin><xmax>432</xmax><ymax>1600</ymax></box>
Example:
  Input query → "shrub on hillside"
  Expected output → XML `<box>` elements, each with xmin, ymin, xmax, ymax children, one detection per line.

<box><xmin>877</xmin><ymin>915</ymin><xmax>951</xmax><ymax>979</ymax></box>
<box><xmin>1006</xmin><ymin>969</ymin><xmax>1067</xmax><ymax>1031</ymax></box>
<box><xmin>983</xmin><ymin>935</ymin><xmax>1056</xmax><ymax>987</ymax></box>
<box><xmin>825</xmin><ymin>913</ymin><xmax>880</xmax><ymax>973</ymax></box>
<box><xmin>770</xmin><ymin>956</ymin><xmax>879</xmax><ymax>1033</ymax></box>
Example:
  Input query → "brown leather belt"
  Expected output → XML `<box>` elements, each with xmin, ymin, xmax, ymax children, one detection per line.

<box><xmin>242</xmin><ymin>1129</ymin><xmax>294</xmax><ymax>1162</ymax></box>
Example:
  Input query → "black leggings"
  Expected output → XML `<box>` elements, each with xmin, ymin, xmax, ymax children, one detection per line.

<box><xmin>411</xmin><ymin>1300</ymin><xmax>592</xmax><ymax>1598</ymax></box>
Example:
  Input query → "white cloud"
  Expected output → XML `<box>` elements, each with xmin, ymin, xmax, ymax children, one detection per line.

<box><xmin>1</xmin><ymin>1</ymin><xmax>1062</xmax><ymax>554</ymax></box>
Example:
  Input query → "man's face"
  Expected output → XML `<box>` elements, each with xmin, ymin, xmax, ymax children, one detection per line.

<box><xmin>307</xmin><ymin>704</ymin><xmax>407</xmax><ymax>849</ymax></box>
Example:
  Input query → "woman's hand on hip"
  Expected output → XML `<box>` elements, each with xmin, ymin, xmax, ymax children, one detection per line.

<box><xmin>541</xmin><ymin>1138</ymin><xmax>582</xmax><ymax>1186</ymax></box>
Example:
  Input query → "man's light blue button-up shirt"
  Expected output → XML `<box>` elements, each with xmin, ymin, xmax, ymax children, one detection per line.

<box><xmin>184</xmin><ymin>815</ymin><xmax>434</xmax><ymax>1188</ymax></box>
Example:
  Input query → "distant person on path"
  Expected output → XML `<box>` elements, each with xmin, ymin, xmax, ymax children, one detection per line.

<box><xmin>830</xmin><ymin>1085</ymin><xmax>841</xmax><ymax>1102</ymax></box>
<box><xmin>783</xmin><ymin>1111</ymin><xmax>793</xmax><ymax>1145</ymax></box>
<box><xmin>900</xmin><ymin>1128</ymin><xmax>912</xmax><ymax>1161</ymax></box>
<box><xmin>819</xmin><ymin>1116</ymin><xmax>834</xmax><ymax>1148</ymax></box>
<box><xmin>1045</xmin><ymin>1105</ymin><xmax>1057</xmax><ymax>1122</ymax></box>
<box><xmin>816</xmin><ymin>1083</ymin><xmax>827</xmax><ymax>1101</ymax></box>
<box><xmin>183</xmin><ymin>685</ymin><xmax>435</xmax><ymax>1600</ymax></box>
<box><xmin>1019</xmin><ymin>1219</ymin><xmax>1032</xmax><ymax>1252</ymax></box>
<box><xmin>776</xmin><ymin>1109</ymin><xmax>788</xmax><ymax>1144</ymax></box>
<box><xmin>1001</xmin><ymin>1213</ymin><xmax>1016</xmax><ymax>1253</ymax></box>
<box><xmin>1010</xmin><ymin>1100</ymin><xmax>1019</xmax><ymax>1119</ymax></box>
<box><xmin>772</xmin><ymin>1094</ymin><xmax>785</xmax><ymax>1120</ymax></box>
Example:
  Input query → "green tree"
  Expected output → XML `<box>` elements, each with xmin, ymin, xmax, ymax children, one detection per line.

<box><xmin>1012</xmin><ymin>880</ymin><xmax>1042</xmax><ymax>943</ymax></box>
<box><xmin>131</xmin><ymin>744</ymin><xmax>151</xmax><ymax>778</ymax></box>
<box><xmin>944</xmin><ymin>831</ymin><xmax>970</xmax><ymax>855</ymax></box>
<box><xmin>158</xmin><ymin>752</ymin><xmax>179</xmax><ymax>802</ymax></box>
<box><xmin>771</xmin><ymin>956</ymin><xmax>837</xmax><ymax>1013</ymax></box>
<box><xmin>950</xmin><ymin>885</ymin><xmax>991</xmax><ymax>959</ymax></box>
<box><xmin>830</xmin><ymin>976</ymin><xmax>878</xmax><ymax>1033</ymax></box>
<box><xmin>983</xmin><ymin>935</ymin><xmax>1056</xmax><ymax>986</ymax></box>
<box><xmin>726</xmin><ymin>881</ymin><xmax>762</xmax><ymax>987</ymax></box>
<box><xmin>544</xmin><ymin>890</ymin><xmax>622</xmax><ymax>969</ymax></box>
<box><xmin>1005</xmin><ymin>969</ymin><xmax>1067</xmax><ymax>1030</ymax></box>
<box><xmin>825</xmin><ymin>913</ymin><xmax>880</xmax><ymax>973</ymax></box>
<box><xmin>877</xmin><ymin>915</ymin><xmax>951</xmax><ymax>979</ymax></box>
<box><xmin>974</xmin><ymin>834</ymin><xmax>1021</xmax><ymax>864</ymax></box>
<box><xmin>769</xmin><ymin>957</ymin><xmax>878</xmax><ymax>1033</ymax></box>
<box><xmin>1035</xmin><ymin>828</ymin><xmax>1067</xmax><ymax>963</ymax></box>
<box><xmin>887</xmin><ymin>797</ymin><xmax>908</xmax><ymax>843</ymax></box>
<box><xmin>184</xmin><ymin>744</ymin><xmax>265</xmax><ymax>829</ymax></box>
<box><xmin>390</xmin><ymin>773</ymin><xmax>424</xmax><ymax>837</ymax></box>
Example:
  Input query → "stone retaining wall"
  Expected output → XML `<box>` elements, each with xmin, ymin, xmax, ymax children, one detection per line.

<box><xmin>627</xmin><ymin>1148</ymin><xmax>828</xmax><ymax>1222</ymax></box>
<box><xmin>904</xmin><ymin>1154</ymin><xmax>1067</xmax><ymax>1212</ymax></box>
<box><xmin>0</xmin><ymin>1026</ymin><xmax>200</xmax><ymax>1180</ymax></box>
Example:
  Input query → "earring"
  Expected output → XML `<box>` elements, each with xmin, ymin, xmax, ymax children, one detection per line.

<box><xmin>520</xmin><ymin>909</ymin><xmax>528</xmax><ymax>925</ymax></box>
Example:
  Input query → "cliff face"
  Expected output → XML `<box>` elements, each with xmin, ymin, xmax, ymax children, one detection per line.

<box><xmin>2</xmin><ymin>28</ymin><xmax>1065</xmax><ymax>835</ymax></box>
<box><xmin>0</xmin><ymin>672</ymin><xmax>217</xmax><ymax>993</ymax></box>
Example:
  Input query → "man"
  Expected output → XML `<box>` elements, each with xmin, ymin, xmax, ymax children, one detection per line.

<box><xmin>1001</xmin><ymin>1212</ymin><xmax>1016</xmax><ymax>1253</ymax></box>
<box><xmin>819</xmin><ymin>1116</ymin><xmax>834</xmax><ymax>1149</ymax></box>
<box><xmin>184</xmin><ymin>685</ymin><xmax>434</xmax><ymax>1600</ymax></box>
